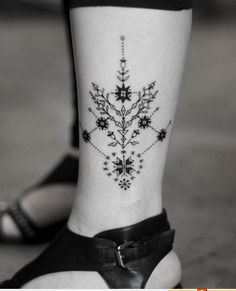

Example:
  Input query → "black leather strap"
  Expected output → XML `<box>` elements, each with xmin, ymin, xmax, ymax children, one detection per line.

<box><xmin>96</xmin><ymin>208</ymin><xmax>171</xmax><ymax>244</ymax></box>
<box><xmin>3</xmin><ymin>202</ymin><xmax>66</xmax><ymax>244</ymax></box>
<box><xmin>91</xmin><ymin>229</ymin><xmax>175</xmax><ymax>267</ymax></box>
<box><xmin>6</xmin><ymin>202</ymin><xmax>37</xmax><ymax>240</ymax></box>
<box><xmin>69</xmin><ymin>0</ymin><xmax>193</xmax><ymax>10</ymax></box>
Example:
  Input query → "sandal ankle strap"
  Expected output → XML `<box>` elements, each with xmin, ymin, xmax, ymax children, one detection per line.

<box><xmin>89</xmin><ymin>229</ymin><xmax>175</xmax><ymax>268</ymax></box>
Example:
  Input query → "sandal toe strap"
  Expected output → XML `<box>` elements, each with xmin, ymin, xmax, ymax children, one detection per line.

<box><xmin>6</xmin><ymin>202</ymin><xmax>38</xmax><ymax>241</ymax></box>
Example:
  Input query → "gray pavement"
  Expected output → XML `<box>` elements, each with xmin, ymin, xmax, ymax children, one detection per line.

<box><xmin>0</xmin><ymin>2</ymin><xmax>236</xmax><ymax>288</ymax></box>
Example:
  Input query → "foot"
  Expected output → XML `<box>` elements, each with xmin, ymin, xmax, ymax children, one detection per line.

<box><xmin>0</xmin><ymin>210</ymin><xmax>182</xmax><ymax>288</ymax></box>
<box><xmin>23</xmin><ymin>250</ymin><xmax>181</xmax><ymax>289</ymax></box>
<box><xmin>0</xmin><ymin>153</ymin><xmax>78</xmax><ymax>242</ymax></box>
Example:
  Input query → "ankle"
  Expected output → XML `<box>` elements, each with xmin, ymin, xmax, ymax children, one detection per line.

<box><xmin>68</xmin><ymin>187</ymin><xmax>163</xmax><ymax>236</ymax></box>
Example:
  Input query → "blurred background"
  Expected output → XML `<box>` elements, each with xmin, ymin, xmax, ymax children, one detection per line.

<box><xmin>0</xmin><ymin>0</ymin><xmax>235</xmax><ymax>288</ymax></box>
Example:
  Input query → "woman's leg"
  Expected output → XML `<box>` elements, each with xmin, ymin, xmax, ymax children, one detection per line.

<box><xmin>21</xmin><ymin>1</ymin><xmax>192</xmax><ymax>288</ymax></box>
<box><xmin>69</xmin><ymin>5</ymin><xmax>192</xmax><ymax>235</ymax></box>
<box><xmin>0</xmin><ymin>2</ymin><xmax>79</xmax><ymax>241</ymax></box>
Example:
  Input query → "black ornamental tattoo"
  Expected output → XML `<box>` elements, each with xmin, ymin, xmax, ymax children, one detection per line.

<box><xmin>80</xmin><ymin>36</ymin><xmax>171</xmax><ymax>190</ymax></box>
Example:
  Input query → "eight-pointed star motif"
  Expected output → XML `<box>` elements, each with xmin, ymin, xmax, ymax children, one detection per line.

<box><xmin>115</xmin><ymin>84</ymin><xmax>132</xmax><ymax>103</ymax></box>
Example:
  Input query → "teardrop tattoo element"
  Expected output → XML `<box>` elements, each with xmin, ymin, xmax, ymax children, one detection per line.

<box><xmin>80</xmin><ymin>36</ymin><xmax>171</xmax><ymax>190</ymax></box>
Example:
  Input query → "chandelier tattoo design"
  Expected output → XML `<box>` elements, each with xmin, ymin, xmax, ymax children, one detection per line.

<box><xmin>80</xmin><ymin>36</ymin><xmax>171</xmax><ymax>191</ymax></box>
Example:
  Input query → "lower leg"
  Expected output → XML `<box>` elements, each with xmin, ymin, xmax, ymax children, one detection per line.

<box><xmin>68</xmin><ymin>6</ymin><xmax>192</xmax><ymax>237</ymax></box>
<box><xmin>25</xmin><ymin>4</ymin><xmax>191</xmax><ymax>288</ymax></box>
<box><xmin>66</xmin><ymin>6</ymin><xmax>191</xmax><ymax>288</ymax></box>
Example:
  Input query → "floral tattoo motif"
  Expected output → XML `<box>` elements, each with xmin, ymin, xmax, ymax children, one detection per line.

<box><xmin>96</xmin><ymin>117</ymin><xmax>109</xmax><ymax>130</ymax></box>
<box><xmin>82</xmin><ymin>130</ymin><xmax>91</xmax><ymax>143</ymax></box>
<box><xmin>119</xmin><ymin>179</ymin><xmax>131</xmax><ymax>190</ymax></box>
<box><xmin>80</xmin><ymin>36</ymin><xmax>171</xmax><ymax>190</ymax></box>
<box><xmin>138</xmin><ymin>116</ymin><xmax>152</xmax><ymax>129</ymax></box>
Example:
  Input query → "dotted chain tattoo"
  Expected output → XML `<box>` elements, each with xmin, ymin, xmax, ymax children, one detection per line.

<box><xmin>80</xmin><ymin>36</ymin><xmax>171</xmax><ymax>191</ymax></box>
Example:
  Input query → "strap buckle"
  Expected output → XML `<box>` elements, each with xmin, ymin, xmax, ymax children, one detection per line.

<box><xmin>116</xmin><ymin>241</ymin><xmax>134</xmax><ymax>268</ymax></box>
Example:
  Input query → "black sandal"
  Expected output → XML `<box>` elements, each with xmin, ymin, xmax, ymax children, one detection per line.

<box><xmin>0</xmin><ymin>209</ymin><xmax>182</xmax><ymax>288</ymax></box>
<box><xmin>0</xmin><ymin>154</ymin><xmax>79</xmax><ymax>244</ymax></box>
